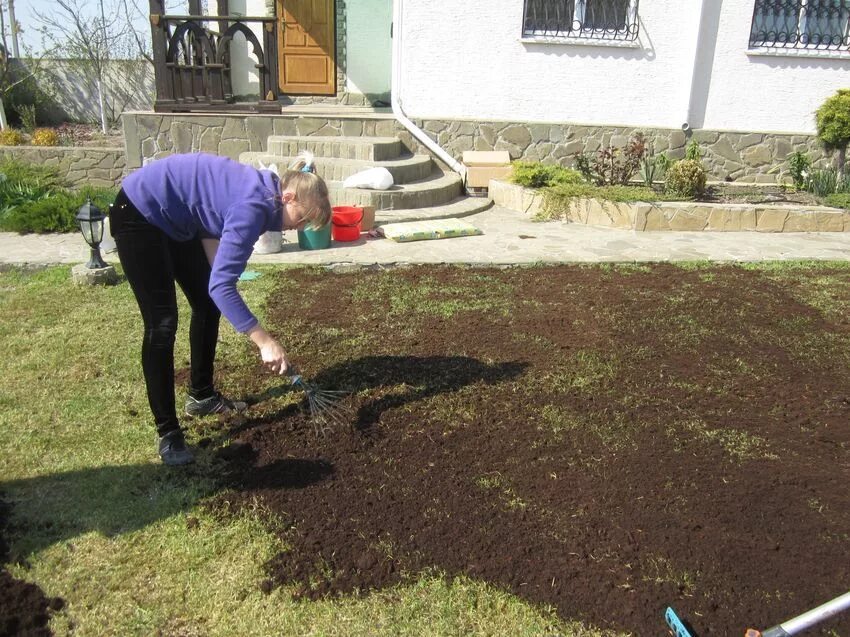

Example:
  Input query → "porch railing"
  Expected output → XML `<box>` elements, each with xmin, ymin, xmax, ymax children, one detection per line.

<box><xmin>150</xmin><ymin>0</ymin><xmax>280</xmax><ymax>112</ymax></box>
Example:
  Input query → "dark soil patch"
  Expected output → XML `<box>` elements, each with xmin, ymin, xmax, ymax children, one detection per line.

<box><xmin>0</xmin><ymin>497</ymin><xmax>62</xmax><ymax>637</ymax></box>
<box><xmin>219</xmin><ymin>264</ymin><xmax>850</xmax><ymax>636</ymax></box>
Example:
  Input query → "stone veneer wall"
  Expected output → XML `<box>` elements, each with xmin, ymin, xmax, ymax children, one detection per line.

<box><xmin>0</xmin><ymin>147</ymin><xmax>126</xmax><ymax>187</ymax></box>
<box><xmin>122</xmin><ymin>112</ymin><xmax>423</xmax><ymax>170</ymax></box>
<box><xmin>415</xmin><ymin>119</ymin><xmax>829</xmax><ymax>184</ymax></box>
<box><xmin>123</xmin><ymin>112</ymin><xmax>830</xmax><ymax>184</ymax></box>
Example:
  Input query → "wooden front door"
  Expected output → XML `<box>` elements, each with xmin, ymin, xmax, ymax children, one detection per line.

<box><xmin>277</xmin><ymin>0</ymin><xmax>336</xmax><ymax>95</ymax></box>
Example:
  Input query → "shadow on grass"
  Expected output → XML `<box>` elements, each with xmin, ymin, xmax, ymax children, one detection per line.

<box><xmin>239</xmin><ymin>355</ymin><xmax>528</xmax><ymax>433</ymax></box>
<box><xmin>2</xmin><ymin>356</ymin><xmax>524</xmax><ymax>560</ymax></box>
<box><xmin>0</xmin><ymin>455</ymin><xmax>332</xmax><ymax>561</ymax></box>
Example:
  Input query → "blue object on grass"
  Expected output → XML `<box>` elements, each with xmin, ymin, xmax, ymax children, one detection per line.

<box><xmin>239</xmin><ymin>271</ymin><xmax>262</xmax><ymax>281</ymax></box>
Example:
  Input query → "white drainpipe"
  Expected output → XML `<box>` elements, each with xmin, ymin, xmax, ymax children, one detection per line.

<box><xmin>391</xmin><ymin>0</ymin><xmax>467</xmax><ymax>183</ymax></box>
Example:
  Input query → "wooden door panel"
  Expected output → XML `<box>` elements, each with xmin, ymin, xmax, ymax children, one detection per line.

<box><xmin>278</xmin><ymin>0</ymin><xmax>335</xmax><ymax>95</ymax></box>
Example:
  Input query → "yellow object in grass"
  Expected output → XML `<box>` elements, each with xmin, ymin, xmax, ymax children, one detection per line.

<box><xmin>379</xmin><ymin>218</ymin><xmax>483</xmax><ymax>242</ymax></box>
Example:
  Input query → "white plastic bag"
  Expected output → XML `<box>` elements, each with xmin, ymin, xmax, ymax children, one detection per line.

<box><xmin>101</xmin><ymin>216</ymin><xmax>117</xmax><ymax>253</ymax></box>
<box><xmin>343</xmin><ymin>167</ymin><xmax>394</xmax><ymax>190</ymax></box>
<box><xmin>253</xmin><ymin>231</ymin><xmax>283</xmax><ymax>254</ymax></box>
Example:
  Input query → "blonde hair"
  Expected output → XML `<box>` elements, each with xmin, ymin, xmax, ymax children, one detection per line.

<box><xmin>280</xmin><ymin>151</ymin><xmax>332</xmax><ymax>229</ymax></box>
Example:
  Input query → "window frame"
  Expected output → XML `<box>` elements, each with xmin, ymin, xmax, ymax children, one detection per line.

<box><xmin>748</xmin><ymin>0</ymin><xmax>850</xmax><ymax>52</ymax></box>
<box><xmin>521</xmin><ymin>0</ymin><xmax>641</xmax><ymax>43</ymax></box>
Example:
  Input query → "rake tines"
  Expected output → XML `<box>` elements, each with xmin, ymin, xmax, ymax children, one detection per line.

<box><xmin>290</xmin><ymin>372</ymin><xmax>354</xmax><ymax>436</ymax></box>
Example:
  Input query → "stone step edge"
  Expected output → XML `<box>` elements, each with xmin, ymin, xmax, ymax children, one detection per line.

<box><xmin>326</xmin><ymin>172</ymin><xmax>462</xmax><ymax>192</ymax></box>
<box><xmin>266</xmin><ymin>135</ymin><xmax>401</xmax><ymax>144</ymax></box>
<box><xmin>326</xmin><ymin>175</ymin><xmax>463</xmax><ymax>208</ymax></box>
<box><xmin>490</xmin><ymin>179</ymin><xmax>850</xmax><ymax>232</ymax></box>
<box><xmin>240</xmin><ymin>151</ymin><xmax>433</xmax><ymax>169</ymax></box>
<box><xmin>375</xmin><ymin>197</ymin><xmax>493</xmax><ymax>225</ymax></box>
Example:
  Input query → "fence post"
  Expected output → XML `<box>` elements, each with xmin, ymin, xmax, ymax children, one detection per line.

<box><xmin>150</xmin><ymin>0</ymin><xmax>173</xmax><ymax>110</ymax></box>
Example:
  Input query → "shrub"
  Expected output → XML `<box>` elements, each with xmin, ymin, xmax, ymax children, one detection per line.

<box><xmin>0</xmin><ymin>159</ymin><xmax>62</xmax><ymax>189</ymax></box>
<box><xmin>787</xmin><ymin>151</ymin><xmax>811</xmax><ymax>189</ymax></box>
<box><xmin>639</xmin><ymin>146</ymin><xmax>672</xmax><ymax>187</ymax></box>
<box><xmin>16</xmin><ymin>104</ymin><xmax>38</xmax><ymax>134</ymax></box>
<box><xmin>816</xmin><ymin>89</ymin><xmax>850</xmax><ymax>174</ymax></box>
<box><xmin>665</xmin><ymin>159</ymin><xmax>707</xmax><ymax>199</ymax></box>
<box><xmin>0</xmin><ymin>160</ymin><xmax>62</xmax><ymax>223</ymax></box>
<box><xmin>685</xmin><ymin>139</ymin><xmax>703</xmax><ymax>162</ymax></box>
<box><xmin>574</xmin><ymin>132</ymin><xmax>648</xmax><ymax>186</ymax></box>
<box><xmin>825</xmin><ymin>193</ymin><xmax>850</xmax><ymax>209</ymax></box>
<box><xmin>807</xmin><ymin>168</ymin><xmax>838</xmax><ymax>197</ymax></box>
<box><xmin>511</xmin><ymin>161</ymin><xmax>583</xmax><ymax>188</ymax></box>
<box><xmin>31</xmin><ymin>128</ymin><xmax>60</xmax><ymax>147</ymax></box>
<box><xmin>0</xmin><ymin>186</ymin><xmax>117</xmax><ymax>234</ymax></box>
<box><xmin>0</xmin><ymin>178</ymin><xmax>53</xmax><ymax>219</ymax></box>
<box><xmin>0</xmin><ymin>129</ymin><xmax>25</xmax><ymax>146</ymax></box>
<box><xmin>539</xmin><ymin>182</ymin><xmax>656</xmax><ymax>220</ymax></box>
<box><xmin>56</xmin><ymin>123</ymin><xmax>95</xmax><ymax>147</ymax></box>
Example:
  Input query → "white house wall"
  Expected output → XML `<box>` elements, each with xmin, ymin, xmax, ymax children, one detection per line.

<box><xmin>700</xmin><ymin>1</ymin><xmax>849</xmax><ymax>134</ymax></box>
<box><xmin>227</xmin><ymin>0</ymin><xmax>265</xmax><ymax>97</ymax></box>
<box><xmin>398</xmin><ymin>0</ymin><xmax>849</xmax><ymax>135</ymax></box>
<box><xmin>346</xmin><ymin>0</ymin><xmax>392</xmax><ymax>96</ymax></box>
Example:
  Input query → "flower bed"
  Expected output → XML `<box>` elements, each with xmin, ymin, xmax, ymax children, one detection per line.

<box><xmin>490</xmin><ymin>180</ymin><xmax>850</xmax><ymax>232</ymax></box>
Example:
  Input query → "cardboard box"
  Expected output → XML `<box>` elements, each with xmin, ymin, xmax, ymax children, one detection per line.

<box><xmin>360</xmin><ymin>206</ymin><xmax>375</xmax><ymax>231</ymax></box>
<box><xmin>462</xmin><ymin>151</ymin><xmax>512</xmax><ymax>188</ymax></box>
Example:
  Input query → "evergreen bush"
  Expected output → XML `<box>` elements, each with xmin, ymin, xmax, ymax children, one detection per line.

<box><xmin>0</xmin><ymin>186</ymin><xmax>117</xmax><ymax>234</ymax></box>
<box><xmin>816</xmin><ymin>89</ymin><xmax>850</xmax><ymax>175</ymax></box>
<box><xmin>511</xmin><ymin>161</ymin><xmax>583</xmax><ymax>188</ymax></box>
<box><xmin>665</xmin><ymin>160</ymin><xmax>707</xmax><ymax>199</ymax></box>
<box><xmin>825</xmin><ymin>193</ymin><xmax>850</xmax><ymax>210</ymax></box>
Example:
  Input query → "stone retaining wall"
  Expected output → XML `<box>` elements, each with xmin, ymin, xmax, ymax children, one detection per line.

<box><xmin>415</xmin><ymin>119</ymin><xmax>829</xmax><ymax>185</ymax></box>
<box><xmin>0</xmin><ymin>146</ymin><xmax>126</xmax><ymax>188</ymax></box>
<box><xmin>490</xmin><ymin>180</ymin><xmax>850</xmax><ymax>233</ymax></box>
<box><xmin>122</xmin><ymin>112</ymin><xmax>426</xmax><ymax>170</ymax></box>
<box><xmin>122</xmin><ymin>112</ymin><xmax>831</xmax><ymax>184</ymax></box>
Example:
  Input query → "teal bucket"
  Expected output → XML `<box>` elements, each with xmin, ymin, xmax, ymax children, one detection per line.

<box><xmin>297</xmin><ymin>223</ymin><xmax>331</xmax><ymax>250</ymax></box>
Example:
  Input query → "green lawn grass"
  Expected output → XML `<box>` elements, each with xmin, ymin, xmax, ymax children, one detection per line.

<box><xmin>0</xmin><ymin>265</ymin><xmax>605</xmax><ymax>637</ymax></box>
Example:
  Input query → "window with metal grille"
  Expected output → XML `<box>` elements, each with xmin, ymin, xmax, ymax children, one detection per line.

<box><xmin>749</xmin><ymin>0</ymin><xmax>850</xmax><ymax>51</ymax></box>
<box><xmin>522</xmin><ymin>0</ymin><xmax>640</xmax><ymax>41</ymax></box>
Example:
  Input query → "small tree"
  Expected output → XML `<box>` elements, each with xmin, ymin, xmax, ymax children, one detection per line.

<box><xmin>816</xmin><ymin>89</ymin><xmax>850</xmax><ymax>177</ymax></box>
<box><xmin>34</xmin><ymin>0</ymin><xmax>147</xmax><ymax>134</ymax></box>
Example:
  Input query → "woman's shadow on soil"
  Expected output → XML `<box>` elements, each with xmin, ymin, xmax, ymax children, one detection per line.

<box><xmin>243</xmin><ymin>355</ymin><xmax>529</xmax><ymax>432</ymax></box>
<box><xmin>2</xmin><ymin>356</ymin><xmax>525</xmax><ymax>560</ymax></box>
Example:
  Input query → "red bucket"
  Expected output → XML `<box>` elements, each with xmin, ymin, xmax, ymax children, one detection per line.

<box><xmin>331</xmin><ymin>206</ymin><xmax>363</xmax><ymax>242</ymax></box>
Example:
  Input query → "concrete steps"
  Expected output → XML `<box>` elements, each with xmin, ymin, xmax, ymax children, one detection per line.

<box><xmin>376</xmin><ymin>196</ymin><xmax>493</xmax><ymax>225</ymax></box>
<box><xmin>327</xmin><ymin>172</ymin><xmax>463</xmax><ymax>210</ymax></box>
<box><xmin>239</xmin><ymin>133</ymin><xmax>493</xmax><ymax>223</ymax></box>
<box><xmin>240</xmin><ymin>151</ymin><xmax>434</xmax><ymax>184</ymax></box>
<box><xmin>266</xmin><ymin>135</ymin><xmax>402</xmax><ymax>161</ymax></box>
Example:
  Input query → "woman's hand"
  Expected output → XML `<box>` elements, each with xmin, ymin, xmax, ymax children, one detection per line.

<box><xmin>247</xmin><ymin>325</ymin><xmax>290</xmax><ymax>375</ymax></box>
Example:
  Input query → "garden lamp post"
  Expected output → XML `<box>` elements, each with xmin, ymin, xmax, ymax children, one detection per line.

<box><xmin>76</xmin><ymin>198</ymin><xmax>108</xmax><ymax>269</ymax></box>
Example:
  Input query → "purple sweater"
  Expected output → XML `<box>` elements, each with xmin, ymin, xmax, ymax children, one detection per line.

<box><xmin>122</xmin><ymin>153</ymin><xmax>283</xmax><ymax>333</ymax></box>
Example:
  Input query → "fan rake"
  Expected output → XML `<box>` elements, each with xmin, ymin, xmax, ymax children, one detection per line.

<box><xmin>288</xmin><ymin>367</ymin><xmax>354</xmax><ymax>436</ymax></box>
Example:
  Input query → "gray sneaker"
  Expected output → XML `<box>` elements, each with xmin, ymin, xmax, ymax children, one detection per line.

<box><xmin>184</xmin><ymin>392</ymin><xmax>247</xmax><ymax>417</ymax></box>
<box><xmin>158</xmin><ymin>430</ymin><xmax>194</xmax><ymax>466</ymax></box>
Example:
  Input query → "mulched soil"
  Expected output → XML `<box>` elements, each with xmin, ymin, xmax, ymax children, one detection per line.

<box><xmin>0</xmin><ymin>498</ymin><xmax>62</xmax><ymax>637</ymax></box>
<box><xmin>216</xmin><ymin>264</ymin><xmax>850</xmax><ymax>636</ymax></box>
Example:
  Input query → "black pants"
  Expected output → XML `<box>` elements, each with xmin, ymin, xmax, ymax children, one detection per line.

<box><xmin>110</xmin><ymin>189</ymin><xmax>221</xmax><ymax>436</ymax></box>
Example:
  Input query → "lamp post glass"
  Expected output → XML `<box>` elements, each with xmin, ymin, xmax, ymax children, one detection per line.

<box><xmin>76</xmin><ymin>199</ymin><xmax>108</xmax><ymax>269</ymax></box>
